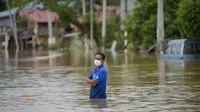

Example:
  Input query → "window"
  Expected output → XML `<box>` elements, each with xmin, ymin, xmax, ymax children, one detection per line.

<box><xmin>170</xmin><ymin>44</ymin><xmax>176</xmax><ymax>55</ymax></box>
<box><xmin>197</xmin><ymin>44</ymin><xmax>200</xmax><ymax>54</ymax></box>
<box><xmin>176</xmin><ymin>44</ymin><xmax>182</xmax><ymax>55</ymax></box>
<box><xmin>184</xmin><ymin>43</ymin><xmax>200</xmax><ymax>54</ymax></box>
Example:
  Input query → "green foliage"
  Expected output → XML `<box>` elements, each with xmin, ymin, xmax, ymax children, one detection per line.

<box><xmin>176</xmin><ymin>0</ymin><xmax>200</xmax><ymax>39</ymax></box>
<box><xmin>105</xmin><ymin>12</ymin><xmax>121</xmax><ymax>48</ymax></box>
<box><xmin>38</xmin><ymin>0</ymin><xmax>85</xmax><ymax>34</ymax></box>
<box><xmin>11</xmin><ymin>0</ymin><xmax>31</xmax><ymax>7</ymax></box>
<box><xmin>124</xmin><ymin>0</ymin><xmax>181</xmax><ymax>49</ymax></box>
<box><xmin>82</xmin><ymin>12</ymin><xmax>101</xmax><ymax>45</ymax></box>
<box><xmin>124</xmin><ymin>0</ymin><xmax>157</xmax><ymax>49</ymax></box>
<box><xmin>16</xmin><ymin>16</ymin><xmax>28</xmax><ymax>28</ymax></box>
<box><xmin>35</xmin><ymin>0</ymin><xmax>121</xmax><ymax>48</ymax></box>
<box><xmin>164</xmin><ymin>0</ymin><xmax>182</xmax><ymax>39</ymax></box>
<box><xmin>95</xmin><ymin>0</ymin><xmax>120</xmax><ymax>6</ymax></box>
<box><xmin>0</xmin><ymin>0</ymin><xmax>6</xmax><ymax>11</ymax></box>
<box><xmin>127</xmin><ymin>43</ymin><xmax>133</xmax><ymax>52</ymax></box>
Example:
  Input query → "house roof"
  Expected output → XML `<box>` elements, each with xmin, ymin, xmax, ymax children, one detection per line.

<box><xmin>96</xmin><ymin>6</ymin><xmax>120</xmax><ymax>21</ymax></box>
<box><xmin>18</xmin><ymin>8</ymin><xmax>59</xmax><ymax>23</ymax></box>
<box><xmin>0</xmin><ymin>8</ymin><xmax>18</xmax><ymax>18</ymax></box>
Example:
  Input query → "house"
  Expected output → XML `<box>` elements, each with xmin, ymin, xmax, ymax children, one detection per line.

<box><xmin>18</xmin><ymin>8</ymin><xmax>59</xmax><ymax>36</ymax></box>
<box><xmin>0</xmin><ymin>8</ymin><xmax>18</xmax><ymax>26</ymax></box>
<box><xmin>0</xmin><ymin>7</ymin><xmax>59</xmax><ymax>34</ymax></box>
<box><xmin>0</xmin><ymin>8</ymin><xmax>18</xmax><ymax>48</ymax></box>
<box><xmin>0</xmin><ymin>7</ymin><xmax>59</xmax><ymax>49</ymax></box>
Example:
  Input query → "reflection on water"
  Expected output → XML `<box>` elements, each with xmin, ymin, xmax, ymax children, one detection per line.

<box><xmin>90</xmin><ymin>99</ymin><xmax>108</xmax><ymax>109</ymax></box>
<box><xmin>0</xmin><ymin>49</ymin><xmax>200</xmax><ymax>112</ymax></box>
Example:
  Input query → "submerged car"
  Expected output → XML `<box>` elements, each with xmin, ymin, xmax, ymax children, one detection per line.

<box><xmin>160</xmin><ymin>39</ymin><xmax>200</xmax><ymax>60</ymax></box>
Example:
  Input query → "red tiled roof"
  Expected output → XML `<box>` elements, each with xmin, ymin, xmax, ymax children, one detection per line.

<box><xmin>18</xmin><ymin>8</ymin><xmax>59</xmax><ymax>23</ymax></box>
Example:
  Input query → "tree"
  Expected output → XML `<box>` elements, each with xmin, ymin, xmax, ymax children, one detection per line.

<box><xmin>82</xmin><ymin>12</ymin><xmax>101</xmax><ymax>45</ymax></box>
<box><xmin>10</xmin><ymin>0</ymin><xmax>32</xmax><ymax>50</ymax></box>
<box><xmin>124</xmin><ymin>0</ymin><xmax>181</xmax><ymax>49</ymax></box>
<box><xmin>16</xmin><ymin>16</ymin><xmax>28</xmax><ymax>28</ymax></box>
<box><xmin>37</xmin><ymin>0</ymin><xmax>83</xmax><ymax>29</ymax></box>
<box><xmin>176</xmin><ymin>0</ymin><xmax>200</xmax><ymax>39</ymax></box>
<box><xmin>0</xmin><ymin>0</ymin><xmax>6</xmax><ymax>11</ymax></box>
<box><xmin>105</xmin><ymin>11</ymin><xmax>121</xmax><ymax>49</ymax></box>
<box><xmin>95</xmin><ymin>0</ymin><xmax>120</xmax><ymax>6</ymax></box>
<box><xmin>38</xmin><ymin>0</ymin><xmax>106</xmax><ymax>46</ymax></box>
<box><xmin>124</xmin><ymin>0</ymin><xmax>157</xmax><ymax>49</ymax></box>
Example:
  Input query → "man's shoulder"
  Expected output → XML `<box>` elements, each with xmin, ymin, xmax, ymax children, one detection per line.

<box><xmin>100</xmin><ymin>66</ymin><xmax>107</xmax><ymax>73</ymax></box>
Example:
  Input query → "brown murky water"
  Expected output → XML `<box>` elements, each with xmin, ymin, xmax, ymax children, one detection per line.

<box><xmin>0</xmin><ymin>50</ymin><xmax>200</xmax><ymax>112</ymax></box>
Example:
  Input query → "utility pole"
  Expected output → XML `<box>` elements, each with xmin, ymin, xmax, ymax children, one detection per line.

<box><xmin>125</xmin><ymin>0</ymin><xmax>128</xmax><ymax>13</ymax></box>
<box><xmin>5</xmin><ymin>0</ymin><xmax>19</xmax><ymax>51</ymax></box>
<box><xmin>120</xmin><ymin>0</ymin><xmax>125</xmax><ymax>30</ymax></box>
<box><xmin>48</xmin><ymin>10</ymin><xmax>55</xmax><ymax>48</ymax></box>
<box><xmin>13</xmin><ymin>13</ymin><xmax>22</xmax><ymax>50</ymax></box>
<box><xmin>33</xmin><ymin>0</ymin><xmax>38</xmax><ymax>37</ymax></box>
<box><xmin>90</xmin><ymin>0</ymin><xmax>93</xmax><ymax>45</ymax></box>
<box><xmin>82</xmin><ymin>0</ymin><xmax>86</xmax><ymax>15</ymax></box>
<box><xmin>157</xmin><ymin>0</ymin><xmax>164</xmax><ymax>53</ymax></box>
<box><xmin>102</xmin><ymin>0</ymin><xmax>107</xmax><ymax>52</ymax></box>
<box><xmin>82</xmin><ymin>0</ymin><xmax>89</xmax><ymax>55</ymax></box>
<box><xmin>120</xmin><ymin>0</ymin><xmax>128</xmax><ymax>53</ymax></box>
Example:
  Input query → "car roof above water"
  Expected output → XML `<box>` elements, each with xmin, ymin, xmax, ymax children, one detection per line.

<box><xmin>168</xmin><ymin>39</ymin><xmax>200</xmax><ymax>45</ymax></box>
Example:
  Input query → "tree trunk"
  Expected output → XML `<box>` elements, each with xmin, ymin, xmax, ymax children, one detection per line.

<box><xmin>5</xmin><ymin>0</ymin><xmax>19</xmax><ymax>50</ymax></box>
<box><xmin>13</xmin><ymin>13</ymin><xmax>20</xmax><ymax>50</ymax></box>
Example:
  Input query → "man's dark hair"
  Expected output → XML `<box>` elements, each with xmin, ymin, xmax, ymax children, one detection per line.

<box><xmin>96</xmin><ymin>52</ymin><xmax>106</xmax><ymax>60</ymax></box>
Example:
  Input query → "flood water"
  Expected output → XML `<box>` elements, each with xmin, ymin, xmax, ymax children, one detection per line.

<box><xmin>0</xmin><ymin>49</ymin><xmax>200</xmax><ymax>112</ymax></box>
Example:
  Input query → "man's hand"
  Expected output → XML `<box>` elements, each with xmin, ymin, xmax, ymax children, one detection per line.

<box><xmin>90</xmin><ymin>80</ymin><xmax>97</xmax><ymax>86</ymax></box>
<box><xmin>87</xmin><ymin>78</ymin><xmax>97</xmax><ymax>86</ymax></box>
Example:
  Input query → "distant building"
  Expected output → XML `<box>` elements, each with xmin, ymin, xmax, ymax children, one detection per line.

<box><xmin>0</xmin><ymin>8</ymin><xmax>18</xmax><ymax>27</ymax></box>
<box><xmin>18</xmin><ymin>8</ymin><xmax>59</xmax><ymax>36</ymax></box>
<box><xmin>0</xmin><ymin>7</ymin><xmax>59</xmax><ymax>49</ymax></box>
<box><xmin>19</xmin><ymin>8</ymin><xmax>59</xmax><ymax>24</ymax></box>
<box><xmin>0</xmin><ymin>8</ymin><xmax>18</xmax><ymax>47</ymax></box>
<box><xmin>0</xmin><ymin>7</ymin><xmax>59</xmax><ymax>35</ymax></box>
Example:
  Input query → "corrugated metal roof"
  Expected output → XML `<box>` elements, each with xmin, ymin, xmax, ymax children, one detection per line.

<box><xmin>0</xmin><ymin>8</ymin><xmax>18</xmax><ymax>18</ymax></box>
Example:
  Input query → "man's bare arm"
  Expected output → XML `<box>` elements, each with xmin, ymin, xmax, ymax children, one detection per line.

<box><xmin>87</xmin><ymin>78</ymin><xmax>97</xmax><ymax>86</ymax></box>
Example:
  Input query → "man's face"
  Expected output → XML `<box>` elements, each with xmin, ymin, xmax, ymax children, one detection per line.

<box><xmin>95</xmin><ymin>54</ymin><xmax>104</xmax><ymax>64</ymax></box>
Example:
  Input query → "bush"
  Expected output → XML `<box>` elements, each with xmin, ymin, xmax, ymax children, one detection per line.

<box><xmin>16</xmin><ymin>16</ymin><xmax>28</xmax><ymax>28</ymax></box>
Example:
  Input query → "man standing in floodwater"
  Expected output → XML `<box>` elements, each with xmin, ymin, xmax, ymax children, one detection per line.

<box><xmin>87</xmin><ymin>53</ymin><xmax>108</xmax><ymax>99</ymax></box>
